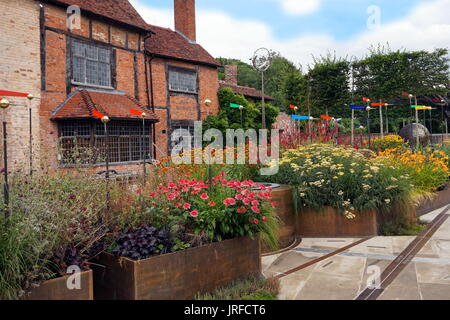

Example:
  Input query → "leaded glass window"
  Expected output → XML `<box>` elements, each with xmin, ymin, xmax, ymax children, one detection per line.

<box><xmin>71</xmin><ymin>39</ymin><xmax>112</xmax><ymax>88</ymax></box>
<box><xmin>168</xmin><ymin>66</ymin><xmax>197</xmax><ymax>94</ymax></box>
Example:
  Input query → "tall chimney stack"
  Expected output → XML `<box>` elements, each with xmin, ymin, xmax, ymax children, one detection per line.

<box><xmin>174</xmin><ymin>0</ymin><xmax>196</xmax><ymax>42</ymax></box>
<box><xmin>224</xmin><ymin>65</ymin><xmax>238</xmax><ymax>85</ymax></box>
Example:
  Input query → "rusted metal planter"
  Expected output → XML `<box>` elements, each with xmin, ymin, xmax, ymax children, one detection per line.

<box><xmin>297</xmin><ymin>207</ymin><xmax>378</xmax><ymax>238</ymax></box>
<box><xmin>261</xmin><ymin>185</ymin><xmax>297</xmax><ymax>253</ymax></box>
<box><xmin>416</xmin><ymin>184</ymin><xmax>450</xmax><ymax>216</ymax></box>
<box><xmin>25</xmin><ymin>270</ymin><xmax>93</xmax><ymax>300</ymax></box>
<box><xmin>92</xmin><ymin>236</ymin><xmax>261</xmax><ymax>300</ymax></box>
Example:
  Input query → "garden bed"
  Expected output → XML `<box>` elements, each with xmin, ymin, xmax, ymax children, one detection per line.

<box><xmin>297</xmin><ymin>207</ymin><xmax>378</xmax><ymax>237</ymax></box>
<box><xmin>261</xmin><ymin>185</ymin><xmax>297</xmax><ymax>253</ymax></box>
<box><xmin>25</xmin><ymin>270</ymin><xmax>93</xmax><ymax>300</ymax></box>
<box><xmin>92</xmin><ymin>236</ymin><xmax>261</xmax><ymax>300</ymax></box>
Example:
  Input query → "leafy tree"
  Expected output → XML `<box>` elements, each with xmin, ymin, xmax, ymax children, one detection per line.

<box><xmin>307</xmin><ymin>54</ymin><xmax>352</xmax><ymax>118</ymax></box>
<box><xmin>283</xmin><ymin>72</ymin><xmax>308</xmax><ymax>114</ymax></box>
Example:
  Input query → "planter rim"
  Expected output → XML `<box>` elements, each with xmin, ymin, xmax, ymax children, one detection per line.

<box><xmin>101</xmin><ymin>236</ymin><xmax>257</xmax><ymax>264</ymax></box>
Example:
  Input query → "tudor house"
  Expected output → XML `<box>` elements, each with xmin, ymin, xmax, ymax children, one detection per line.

<box><xmin>0</xmin><ymin>0</ymin><xmax>219</xmax><ymax>174</ymax></box>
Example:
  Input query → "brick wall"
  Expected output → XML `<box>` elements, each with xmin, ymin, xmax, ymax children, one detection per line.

<box><xmin>149</xmin><ymin>58</ymin><xmax>219</xmax><ymax>157</ymax></box>
<box><xmin>0</xmin><ymin>0</ymin><xmax>41</xmax><ymax>172</ymax></box>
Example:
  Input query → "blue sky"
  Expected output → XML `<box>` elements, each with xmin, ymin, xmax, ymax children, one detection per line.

<box><xmin>131</xmin><ymin>0</ymin><xmax>450</xmax><ymax>67</ymax></box>
<box><xmin>146</xmin><ymin>0</ymin><xmax>423</xmax><ymax>41</ymax></box>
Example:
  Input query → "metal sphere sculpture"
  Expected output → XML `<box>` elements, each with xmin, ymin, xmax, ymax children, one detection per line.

<box><xmin>251</xmin><ymin>48</ymin><xmax>272</xmax><ymax>72</ymax></box>
<box><xmin>399</xmin><ymin>123</ymin><xmax>431</xmax><ymax>146</ymax></box>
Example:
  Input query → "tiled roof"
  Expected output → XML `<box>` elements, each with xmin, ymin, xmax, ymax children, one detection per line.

<box><xmin>219</xmin><ymin>81</ymin><xmax>275</xmax><ymax>101</ymax></box>
<box><xmin>52</xmin><ymin>89</ymin><xmax>159</xmax><ymax>121</ymax></box>
<box><xmin>44</xmin><ymin>0</ymin><xmax>150</xmax><ymax>32</ymax></box>
<box><xmin>145</xmin><ymin>24</ymin><xmax>220</xmax><ymax>67</ymax></box>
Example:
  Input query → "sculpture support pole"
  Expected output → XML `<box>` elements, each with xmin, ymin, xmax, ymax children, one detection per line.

<box><xmin>3</xmin><ymin>121</ymin><xmax>9</xmax><ymax>219</ymax></box>
<box><xmin>415</xmin><ymin>97</ymin><xmax>419</xmax><ymax>148</ymax></box>
<box><xmin>261</xmin><ymin>72</ymin><xmax>266</xmax><ymax>130</ymax></box>
<box><xmin>351</xmin><ymin>109</ymin><xmax>355</xmax><ymax>146</ymax></box>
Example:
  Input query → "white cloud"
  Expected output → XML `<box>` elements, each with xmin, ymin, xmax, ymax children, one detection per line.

<box><xmin>130</xmin><ymin>0</ymin><xmax>450</xmax><ymax>70</ymax></box>
<box><xmin>280</xmin><ymin>0</ymin><xmax>321</xmax><ymax>16</ymax></box>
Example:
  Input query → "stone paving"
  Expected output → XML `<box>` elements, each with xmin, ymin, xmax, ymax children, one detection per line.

<box><xmin>262</xmin><ymin>206</ymin><xmax>450</xmax><ymax>300</ymax></box>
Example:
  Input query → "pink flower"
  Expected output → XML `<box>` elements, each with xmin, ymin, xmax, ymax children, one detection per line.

<box><xmin>223</xmin><ymin>198</ymin><xmax>237</xmax><ymax>206</ymax></box>
<box><xmin>271</xmin><ymin>202</ymin><xmax>277</xmax><ymax>208</ymax></box>
<box><xmin>200</xmin><ymin>193</ymin><xmax>209</xmax><ymax>200</ymax></box>
<box><xmin>235</xmin><ymin>194</ymin><xmax>244</xmax><ymax>201</ymax></box>
<box><xmin>262</xmin><ymin>216</ymin><xmax>268</xmax><ymax>222</ymax></box>
<box><xmin>175</xmin><ymin>202</ymin><xmax>182</xmax><ymax>208</ymax></box>
<box><xmin>183</xmin><ymin>203</ymin><xmax>191</xmax><ymax>210</ymax></box>
<box><xmin>251</xmin><ymin>206</ymin><xmax>261</xmax><ymax>214</ymax></box>
<box><xmin>243</xmin><ymin>198</ymin><xmax>252</xmax><ymax>205</ymax></box>
<box><xmin>190</xmin><ymin>210</ymin><xmax>199</xmax><ymax>218</ymax></box>
<box><xmin>168</xmin><ymin>183</ymin><xmax>177</xmax><ymax>189</ymax></box>
<box><xmin>253</xmin><ymin>219</ymin><xmax>259</xmax><ymax>225</ymax></box>
<box><xmin>251</xmin><ymin>200</ymin><xmax>259</xmax><ymax>207</ymax></box>
<box><xmin>168</xmin><ymin>192</ymin><xmax>179</xmax><ymax>201</ymax></box>
<box><xmin>237</xmin><ymin>207</ymin><xmax>247</xmax><ymax>214</ymax></box>
<box><xmin>208</xmin><ymin>201</ymin><xmax>217</xmax><ymax>207</ymax></box>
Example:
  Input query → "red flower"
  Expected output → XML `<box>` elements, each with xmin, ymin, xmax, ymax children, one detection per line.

<box><xmin>223</xmin><ymin>198</ymin><xmax>236</xmax><ymax>206</ymax></box>
<box><xmin>190</xmin><ymin>210</ymin><xmax>199</xmax><ymax>218</ymax></box>
<box><xmin>251</xmin><ymin>206</ymin><xmax>261</xmax><ymax>214</ymax></box>
<box><xmin>271</xmin><ymin>202</ymin><xmax>277</xmax><ymax>208</ymax></box>
<box><xmin>208</xmin><ymin>201</ymin><xmax>217</xmax><ymax>207</ymax></box>
<box><xmin>262</xmin><ymin>216</ymin><xmax>268</xmax><ymax>222</ymax></box>
<box><xmin>175</xmin><ymin>202</ymin><xmax>182</xmax><ymax>208</ymax></box>
<box><xmin>243</xmin><ymin>198</ymin><xmax>252</xmax><ymax>205</ymax></box>
<box><xmin>235</xmin><ymin>194</ymin><xmax>244</xmax><ymax>201</ymax></box>
<box><xmin>200</xmin><ymin>193</ymin><xmax>209</xmax><ymax>200</ymax></box>
<box><xmin>253</xmin><ymin>219</ymin><xmax>259</xmax><ymax>225</ymax></box>
<box><xmin>183</xmin><ymin>203</ymin><xmax>191</xmax><ymax>210</ymax></box>
<box><xmin>149</xmin><ymin>192</ymin><xmax>156</xmax><ymax>197</ymax></box>
<box><xmin>168</xmin><ymin>183</ymin><xmax>177</xmax><ymax>189</ymax></box>
<box><xmin>135</xmin><ymin>189</ymin><xmax>142</xmax><ymax>195</ymax></box>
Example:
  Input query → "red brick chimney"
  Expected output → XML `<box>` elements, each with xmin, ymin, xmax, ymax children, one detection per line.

<box><xmin>224</xmin><ymin>65</ymin><xmax>238</xmax><ymax>85</ymax></box>
<box><xmin>174</xmin><ymin>0</ymin><xmax>196</xmax><ymax>42</ymax></box>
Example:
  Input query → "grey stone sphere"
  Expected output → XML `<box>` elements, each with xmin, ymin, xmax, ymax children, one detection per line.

<box><xmin>399</xmin><ymin>123</ymin><xmax>431</xmax><ymax>146</ymax></box>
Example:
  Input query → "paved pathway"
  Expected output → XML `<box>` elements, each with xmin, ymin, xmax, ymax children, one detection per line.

<box><xmin>262</xmin><ymin>205</ymin><xmax>450</xmax><ymax>300</ymax></box>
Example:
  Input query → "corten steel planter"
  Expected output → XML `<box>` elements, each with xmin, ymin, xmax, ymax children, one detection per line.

<box><xmin>416</xmin><ymin>184</ymin><xmax>450</xmax><ymax>216</ymax></box>
<box><xmin>297</xmin><ymin>207</ymin><xmax>378</xmax><ymax>238</ymax></box>
<box><xmin>92</xmin><ymin>236</ymin><xmax>261</xmax><ymax>300</ymax></box>
<box><xmin>25</xmin><ymin>270</ymin><xmax>93</xmax><ymax>300</ymax></box>
<box><xmin>261</xmin><ymin>185</ymin><xmax>297</xmax><ymax>253</ymax></box>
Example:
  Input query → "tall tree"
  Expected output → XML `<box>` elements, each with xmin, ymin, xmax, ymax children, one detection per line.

<box><xmin>307</xmin><ymin>54</ymin><xmax>352</xmax><ymax>118</ymax></box>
